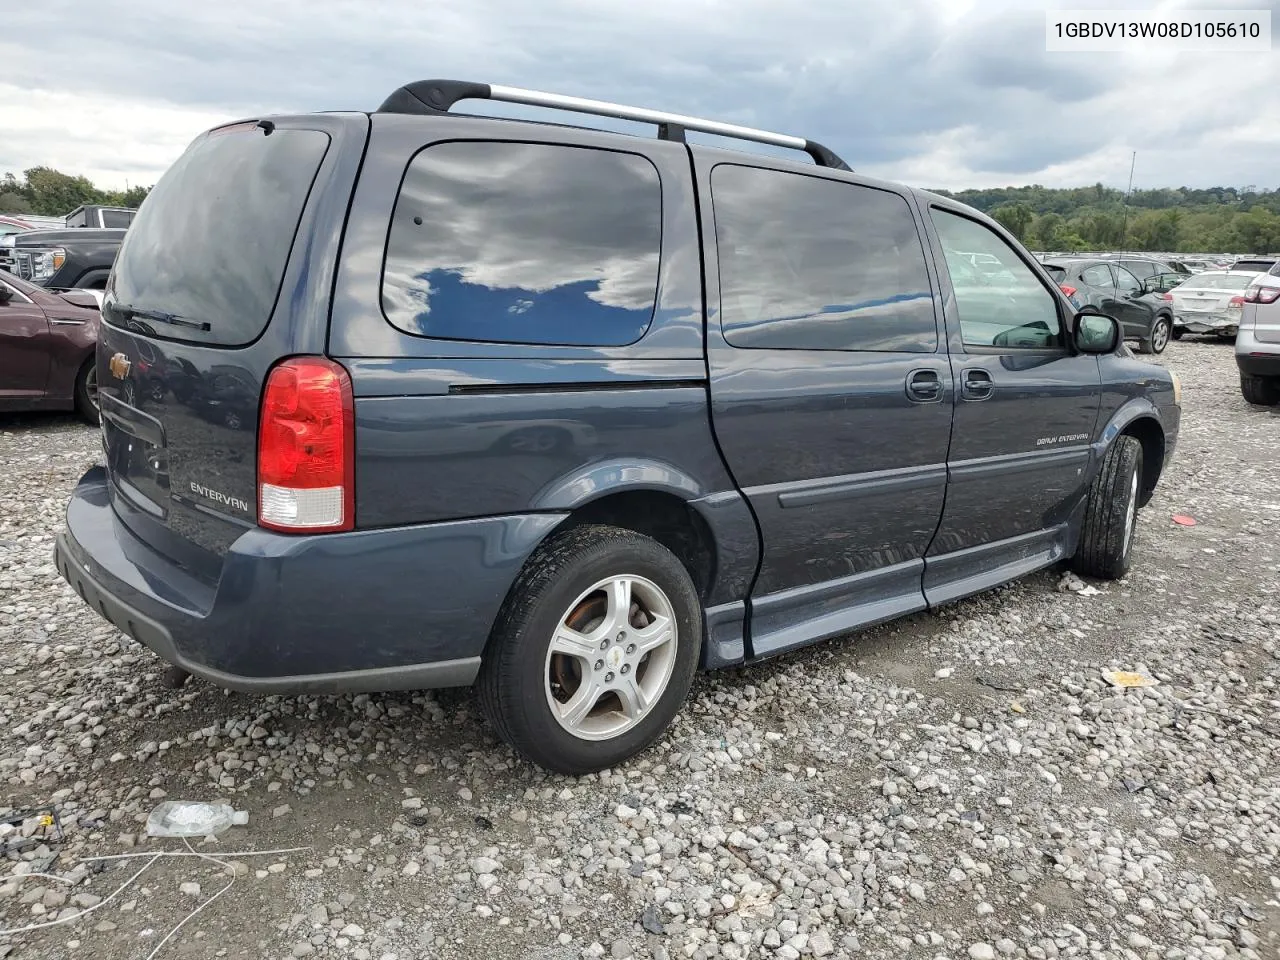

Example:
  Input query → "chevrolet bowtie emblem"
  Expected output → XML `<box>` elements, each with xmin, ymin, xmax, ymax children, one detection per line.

<box><xmin>109</xmin><ymin>352</ymin><xmax>131</xmax><ymax>379</ymax></box>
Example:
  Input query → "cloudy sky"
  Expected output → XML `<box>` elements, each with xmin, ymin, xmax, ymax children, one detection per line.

<box><xmin>2</xmin><ymin>0</ymin><xmax>1278</xmax><ymax>192</ymax></box>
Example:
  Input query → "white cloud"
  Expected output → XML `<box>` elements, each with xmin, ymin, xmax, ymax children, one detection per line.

<box><xmin>0</xmin><ymin>85</ymin><xmax>232</xmax><ymax>188</ymax></box>
<box><xmin>1</xmin><ymin>0</ymin><xmax>1278</xmax><ymax>191</ymax></box>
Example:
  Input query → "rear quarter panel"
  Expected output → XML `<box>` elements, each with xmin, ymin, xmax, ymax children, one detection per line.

<box><xmin>332</xmin><ymin>115</ymin><xmax>758</xmax><ymax>607</ymax></box>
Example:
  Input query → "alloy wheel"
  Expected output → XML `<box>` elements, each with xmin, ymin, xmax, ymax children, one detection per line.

<box><xmin>543</xmin><ymin>575</ymin><xmax>678</xmax><ymax>741</ymax></box>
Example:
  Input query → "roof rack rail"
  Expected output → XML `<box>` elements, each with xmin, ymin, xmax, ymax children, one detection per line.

<box><xmin>376</xmin><ymin>79</ymin><xmax>850</xmax><ymax>171</ymax></box>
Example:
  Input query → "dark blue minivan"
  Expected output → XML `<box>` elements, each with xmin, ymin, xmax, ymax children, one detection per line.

<box><xmin>55</xmin><ymin>80</ymin><xmax>1181</xmax><ymax>773</ymax></box>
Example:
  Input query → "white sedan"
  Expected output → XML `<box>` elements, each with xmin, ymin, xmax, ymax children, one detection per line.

<box><xmin>1170</xmin><ymin>270</ymin><xmax>1264</xmax><ymax>339</ymax></box>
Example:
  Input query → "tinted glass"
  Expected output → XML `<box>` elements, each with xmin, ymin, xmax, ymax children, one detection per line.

<box><xmin>712</xmin><ymin>166</ymin><xmax>935</xmax><ymax>352</ymax></box>
<box><xmin>1234</xmin><ymin>260</ymin><xmax>1275</xmax><ymax>272</ymax></box>
<box><xmin>101</xmin><ymin>209</ymin><xmax>134</xmax><ymax>228</ymax></box>
<box><xmin>1114</xmin><ymin>266</ymin><xmax>1142</xmax><ymax>294</ymax></box>
<box><xmin>1043</xmin><ymin>265</ymin><xmax>1067</xmax><ymax>281</ymax></box>
<box><xmin>1081</xmin><ymin>264</ymin><xmax>1114</xmax><ymax>287</ymax></box>
<box><xmin>107</xmin><ymin>126</ymin><xmax>329</xmax><ymax>346</ymax></box>
<box><xmin>383</xmin><ymin>142</ymin><xmax>661</xmax><ymax>347</ymax></box>
<box><xmin>1122</xmin><ymin>260</ymin><xmax>1158</xmax><ymax>278</ymax></box>
<box><xmin>932</xmin><ymin>208</ymin><xmax>1062</xmax><ymax>349</ymax></box>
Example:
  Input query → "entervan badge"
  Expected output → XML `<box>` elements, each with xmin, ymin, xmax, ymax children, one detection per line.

<box><xmin>109</xmin><ymin>353</ymin><xmax>131</xmax><ymax>379</ymax></box>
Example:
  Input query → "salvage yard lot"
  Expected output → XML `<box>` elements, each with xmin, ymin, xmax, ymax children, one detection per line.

<box><xmin>0</xmin><ymin>342</ymin><xmax>1277</xmax><ymax>960</ymax></box>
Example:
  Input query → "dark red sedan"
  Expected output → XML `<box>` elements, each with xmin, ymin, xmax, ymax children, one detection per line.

<box><xmin>0</xmin><ymin>271</ymin><xmax>100</xmax><ymax>423</ymax></box>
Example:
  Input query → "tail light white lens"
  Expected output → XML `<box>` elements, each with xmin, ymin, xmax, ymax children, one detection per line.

<box><xmin>257</xmin><ymin>357</ymin><xmax>354</xmax><ymax>533</ymax></box>
<box><xmin>1244</xmin><ymin>283</ymin><xmax>1280</xmax><ymax>305</ymax></box>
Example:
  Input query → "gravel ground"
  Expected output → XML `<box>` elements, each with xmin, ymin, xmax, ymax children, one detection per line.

<box><xmin>1</xmin><ymin>341</ymin><xmax>1277</xmax><ymax>960</ymax></box>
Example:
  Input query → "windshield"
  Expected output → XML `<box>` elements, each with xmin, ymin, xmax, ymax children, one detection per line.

<box><xmin>106</xmin><ymin>125</ymin><xmax>329</xmax><ymax>346</ymax></box>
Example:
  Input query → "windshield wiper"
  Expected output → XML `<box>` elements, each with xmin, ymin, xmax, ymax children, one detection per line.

<box><xmin>113</xmin><ymin>303</ymin><xmax>211</xmax><ymax>332</ymax></box>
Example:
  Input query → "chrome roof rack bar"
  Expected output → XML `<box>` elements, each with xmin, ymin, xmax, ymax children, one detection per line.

<box><xmin>377</xmin><ymin>79</ymin><xmax>850</xmax><ymax>171</ymax></box>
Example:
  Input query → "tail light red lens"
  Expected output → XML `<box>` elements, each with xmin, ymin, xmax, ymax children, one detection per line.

<box><xmin>1229</xmin><ymin>296</ymin><xmax>1244</xmax><ymax>309</ymax></box>
<box><xmin>1160</xmin><ymin>292</ymin><xmax>1172</xmax><ymax>301</ymax></box>
<box><xmin>1244</xmin><ymin>283</ymin><xmax>1280</xmax><ymax>304</ymax></box>
<box><xmin>257</xmin><ymin>357</ymin><xmax>354</xmax><ymax>533</ymax></box>
<box><xmin>1059</xmin><ymin>284</ymin><xmax>1078</xmax><ymax>298</ymax></box>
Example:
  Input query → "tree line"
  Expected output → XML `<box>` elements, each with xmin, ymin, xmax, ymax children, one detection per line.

<box><xmin>0</xmin><ymin>168</ymin><xmax>151</xmax><ymax>218</ymax></box>
<box><xmin>2</xmin><ymin>165</ymin><xmax>1277</xmax><ymax>254</ymax></box>
<box><xmin>929</xmin><ymin>183</ymin><xmax>1280</xmax><ymax>254</ymax></box>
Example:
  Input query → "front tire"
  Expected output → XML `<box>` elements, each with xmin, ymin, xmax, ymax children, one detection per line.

<box><xmin>477</xmin><ymin>524</ymin><xmax>702</xmax><ymax>775</ymax></box>
<box><xmin>1241</xmin><ymin>374</ymin><xmax>1280</xmax><ymax>406</ymax></box>
<box><xmin>1072</xmin><ymin>436</ymin><xmax>1142</xmax><ymax>581</ymax></box>
<box><xmin>74</xmin><ymin>360</ymin><xmax>100</xmax><ymax>426</ymax></box>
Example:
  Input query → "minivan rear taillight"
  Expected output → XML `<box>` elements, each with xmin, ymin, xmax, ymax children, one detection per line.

<box><xmin>257</xmin><ymin>357</ymin><xmax>354</xmax><ymax>533</ymax></box>
<box><xmin>1244</xmin><ymin>283</ymin><xmax>1280</xmax><ymax>305</ymax></box>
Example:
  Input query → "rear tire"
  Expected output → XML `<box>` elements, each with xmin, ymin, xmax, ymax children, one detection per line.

<box><xmin>1139</xmin><ymin>316</ymin><xmax>1171</xmax><ymax>354</ymax></box>
<box><xmin>1072</xmin><ymin>436</ymin><xmax>1142</xmax><ymax>581</ymax></box>
<box><xmin>1240</xmin><ymin>374</ymin><xmax>1280</xmax><ymax>406</ymax></box>
<box><xmin>477</xmin><ymin>524</ymin><xmax>701</xmax><ymax>775</ymax></box>
<box><xmin>74</xmin><ymin>360</ymin><xmax>100</xmax><ymax>426</ymax></box>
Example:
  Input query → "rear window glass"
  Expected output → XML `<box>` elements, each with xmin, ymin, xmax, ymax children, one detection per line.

<box><xmin>101</xmin><ymin>209</ymin><xmax>134</xmax><ymax>228</ymax></box>
<box><xmin>1234</xmin><ymin>260</ymin><xmax>1275</xmax><ymax>272</ymax></box>
<box><xmin>382</xmin><ymin>142</ymin><xmax>661</xmax><ymax>347</ymax></box>
<box><xmin>1042</xmin><ymin>265</ymin><xmax>1066</xmax><ymax>280</ymax></box>
<box><xmin>1183</xmin><ymin>273</ymin><xmax>1253</xmax><ymax>290</ymax></box>
<box><xmin>106</xmin><ymin>126</ymin><xmax>330</xmax><ymax>345</ymax></box>
<box><xmin>712</xmin><ymin>165</ymin><xmax>936</xmax><ymax>352</ymax></box>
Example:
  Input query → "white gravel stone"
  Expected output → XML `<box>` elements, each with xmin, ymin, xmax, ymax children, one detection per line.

<box><xmin>0</xmin><ymin>346</ymin><xmax>1275</xmax><ymax>960</ymax></box>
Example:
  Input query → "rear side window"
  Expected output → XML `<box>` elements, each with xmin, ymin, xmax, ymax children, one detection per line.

<box><xmin>712</xmin><ymin>166</ymin><xmax>936</xmax><ymax>352</ymax></box>
<box><xmin>108</xmin><ymin>125</ymin><xmax>330</xmax><ymax>346</ymax></box>
<box><xmin>101</xmin><ymin>210</ymin><xmax>134</xmax><ymax>228</ymax></box>
<box><xmin>1081</xmin><ymin>264</ymin><xmax>1114</xmax><ymax>286</ymax></box>
<box><xmin>382</xmin><ymin>142</ymin><xmax>661</xmax><ymax>347</ymax></box>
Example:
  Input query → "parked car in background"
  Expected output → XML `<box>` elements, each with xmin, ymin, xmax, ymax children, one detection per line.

<box><xmin>16</xmin><ymin>214</ymin><xmax>67</xmax><ymax>230</ymax></box>
<box><xmin>0</xmin><ymin>215</ymin><xmax>33</xmax><ymax>237</ymax></box>
<box><xmin>1043</xmin><ymin>258</ymin><xmax>1175</xmax><ymax>353</ymax></box>
<box><xmin>54</xmin><ymin>80</ymin><xmax>1180</xmax><ymax>775</ymax></box>
<box><xmin>1230</xmin><ymin>257</ymin><xmax>1277</xmax><ymax>275</ymax></box>
<box><xmin>0</xmin><ymin>271</ymin><xmax>100</xmax><ymax>423</ymax></box>
<box><xmin>1100</xmin><ymin>254</ymin><xmax>1188</xmax><ymax>281</ymax></box>
<box><xmin>65</xmin><ymin>205</ymin><xmax>137</xmax><ymax>229</ymax></box>
<box><xmin>0</xmin><ymin>227</ymin><xmax>125</xmax><ymax>289</ymax></box>
<box><xmin>1237</xmin><ymin>271</ymin><xmax>1280</xmax><ymax>405</ymax></box>
<box><xmin>1169</xmin><ymin>271</ymin><xmax>1257</xmax><ymax>339</ymax></box>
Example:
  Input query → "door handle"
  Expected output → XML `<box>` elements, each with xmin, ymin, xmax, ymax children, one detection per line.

<box><xmin>962</xmin><ymin>369</ymin><xmax>994</xmax><ymax>401</ymax></box>
<box><xmin>906</xmin><ymin>369</ymin><xmax>943</xmax><ymax>403</ymax></box>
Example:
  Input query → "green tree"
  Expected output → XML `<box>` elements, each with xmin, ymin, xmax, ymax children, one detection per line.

<box><xmin>23</xmin><ymin>167</ymin><xmax>105</xmax><ymax>215</ymax></box>
<box><xmin>1027</xmin><ymin>212</ymin><xmax>1064</xmax><ymax>250</ymax></box>
<box><xmin>990</xmin><ymin>202</ymin><xmax>1033</xmax><ymax>241</ymax></box>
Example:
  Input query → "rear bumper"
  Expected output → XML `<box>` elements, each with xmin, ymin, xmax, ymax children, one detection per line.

<box><xmin>56</xmin><ymin>467</ymin><xmax>565</xmax><ymax>693</ymax></box>
<box><xmin>1175</xmin><ymin>313</ymin><xmax>1237</xmax><ymax>334</ymax></box>
<box><xmin>1236</xmin><ymin>328</ymin><xmax>1280</xmax><ymax>377</ymax></box>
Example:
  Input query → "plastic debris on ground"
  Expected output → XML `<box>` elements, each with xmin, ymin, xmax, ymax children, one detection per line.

<box><xmin>1102</xmin><ymin>669</ymin><xmax>1159</xmax><ymax>689</ymax></box>
<box><xmin>1172</xmin><ymin>514</ymin><xmax>1197</xmax><ymax>526</ymax></box>
<box><xmin>1058</xmin><ymin>573</ymin><xmax>1100</xmax><ymax>596</ymax></box>
<box><xmin>146</xmin><ymin>802</ymin><xmax>248</xmax><ymax>838</ymax></box>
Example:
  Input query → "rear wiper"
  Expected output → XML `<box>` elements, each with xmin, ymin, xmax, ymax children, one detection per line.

<box><xmin>113</xmin><ymin>303</ymin><xmax>211</xmax><ymax>332</ymax></box>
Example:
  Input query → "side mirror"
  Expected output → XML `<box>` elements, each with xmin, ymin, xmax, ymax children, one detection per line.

<box><xmin>1073</xmin><ymin>310</ymin><xmax>1120</xmax><ymax>354</ymax></box>
<box><xmin>0</xmin><ymin>284</ymin><xmax>12</xmax><ymax>305</ymax></box>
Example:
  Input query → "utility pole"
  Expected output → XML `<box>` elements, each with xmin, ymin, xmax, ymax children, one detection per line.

<box><xmin>1119</xmin><ymin>151</ymin><xmax>1136</xmax><ymax>251</ymax></box>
